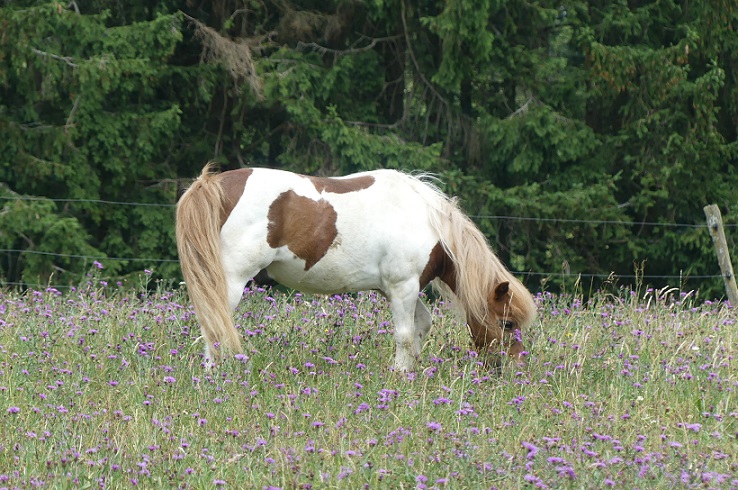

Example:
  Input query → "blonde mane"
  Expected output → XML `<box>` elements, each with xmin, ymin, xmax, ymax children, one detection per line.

<box><xmin>408</xmin><ymin>174</ymin><xmax>537</xmax><ymax>328</ymax></box>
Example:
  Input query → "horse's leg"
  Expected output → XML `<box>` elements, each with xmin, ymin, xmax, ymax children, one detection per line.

<box><xmin>386</xmin><ymin>280</ymin><xmax>422</xmax><ymax>371</ymax></box>
<box><xmin>198</xmin><ymin>271</ymin><xmax>249</xmax><ymax>369</ymax></box>
<box><xmin>414</xmin><ymin>298</ymin><xmax>433</xmax><ymax>346</ymax></box>
<box><xmin>203</xmin><ymin>265</ymin><xmax>264</xmax><ymax>365</ymax></box>
<box><xmin>202</xmin><ymin>242</ymin><xmax>271</xmax><ymax>367</ymax></box>
<box><xmin>225</xmin><ymin>259</ymin><xmax>268</xmax><ymax>312</ymax></box>
<box><xmin>199</xmin><ymin>268</ymin><xmax>249</xmax><ymax>369</ymax></box>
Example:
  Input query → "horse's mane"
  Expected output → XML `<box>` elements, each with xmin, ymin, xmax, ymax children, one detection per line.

<box><xmin>404</xmin><ymin>173</ymin><xmax>537</xmax><ymax>328</ymax></box>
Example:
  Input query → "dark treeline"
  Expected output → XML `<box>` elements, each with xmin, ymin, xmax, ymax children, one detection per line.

<box><xmin>1</xmin><ymin>1</ymin><xmax>737</xmax><ymax>296</ymax></box>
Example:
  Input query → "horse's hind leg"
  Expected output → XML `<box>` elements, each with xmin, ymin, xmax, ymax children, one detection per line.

<box><xmin>199</xmin><ymin>268</ymin><xmax>250</xmax><ymax>369</ymax></box>
<box><xmin>201</xmin><ymin>266</ymin><xmax>262</xmax><ymax>364</ymax></box>
<box><xmin>224</xmin><ymin>259</ymin><xmax>267</xmax><ymax>312</ymax></box>
<box><xmin>204</xmin><ymin>243</ymin><xmax>272</xmax><ymax>366</ymax></box>
<box><xmin>386</xmin><ymin>279</ymin><xmax>422</xmax><ymax>371</ymax></box>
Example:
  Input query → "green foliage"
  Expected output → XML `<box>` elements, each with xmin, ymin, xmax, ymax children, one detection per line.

<box><xmin>421</xmin><ymin>0</ymin><xmax>496</xmax><ymax>93</ymax></box>
<box><xmin>0</xmin><ymin>3</ymin><xmax>188</xmax><ymax>286</ymax></box>
<box><xmin>0</xmin><ymin>186</ymin><xmax>106</xmax><ymax>284</ymax></box>
<box><xmin>319</xmin><ymin>110</ymin><xmax>442</xmax><ymax>173</ymax></box>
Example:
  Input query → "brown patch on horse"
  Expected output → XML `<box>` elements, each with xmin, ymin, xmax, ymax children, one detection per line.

<box><xmin>218</xmin><ymin>168</ymin><xmax>253</xmax><ymax>226</ymax></box>
<box><xmin>419</xmin><ymin>242</ymin><xmax>457</xmax><ymax>290</ymax></box>
<box><xmin>266</xmin><ymin>190</ymin><xmax>338</xmax><ymax>270</ymax></box>
<box><xmin>308</xmin><ymin>175</ymin><xmax>375</xmax><ymax>194</ymax></box>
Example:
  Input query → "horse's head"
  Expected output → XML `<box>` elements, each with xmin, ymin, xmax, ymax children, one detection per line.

<box><xmin>470</xmin><ymin>280</ymin><xmax>537</xmax><ymax>370</ymax></box>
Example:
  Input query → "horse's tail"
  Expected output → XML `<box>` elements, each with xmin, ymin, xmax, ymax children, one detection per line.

<box><xmin>176</xmin><ymin>163</ymin><xmax>242</xmax><ymax>358</ymax></box>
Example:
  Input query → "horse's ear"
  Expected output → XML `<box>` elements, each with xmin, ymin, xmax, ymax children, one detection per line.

<box><xmin>494</xmin><ymin>281</ymin><xmax>510</xmax><ymax>300</ymax></box>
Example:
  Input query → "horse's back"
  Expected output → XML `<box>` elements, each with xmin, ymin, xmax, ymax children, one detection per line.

<box><xmin>221</xmin><ymin>167</ymin><xmax>435</xmax><ymax>231</ymax></box>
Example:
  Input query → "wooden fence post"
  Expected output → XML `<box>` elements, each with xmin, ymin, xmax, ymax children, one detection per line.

<box><xmin>703</xmin><ymin>204</ymin><xmax>738</xmax><ymax>305</ymax></box>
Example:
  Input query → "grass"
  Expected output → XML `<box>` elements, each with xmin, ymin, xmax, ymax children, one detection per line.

<box><xmin>1</xmin><ymin>273</ymin><xmax>737</xmax><ymax>489</ymax></box>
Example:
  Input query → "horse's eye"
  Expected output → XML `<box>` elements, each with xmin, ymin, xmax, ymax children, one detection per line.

<box><xmin>500</xmin><ymin>320</ymin><xmax>515</xmax><ymax>330</ymax></box>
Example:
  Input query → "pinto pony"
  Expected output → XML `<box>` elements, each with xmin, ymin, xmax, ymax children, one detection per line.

<box><xmin>176</xmin><ymin>164</ymin><xmax>537</xmax><ymax>370</ymax></box>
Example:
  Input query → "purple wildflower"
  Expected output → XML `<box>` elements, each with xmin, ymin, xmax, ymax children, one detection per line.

<box><xmin>522</xmin><ymin>441</ymin><xmax>539</xmax><ymax>459</ymax></box>
<box><xmin>433</xmin><ymin>397</ymin><xmax>452</xmax><ymax>405</ymax></box>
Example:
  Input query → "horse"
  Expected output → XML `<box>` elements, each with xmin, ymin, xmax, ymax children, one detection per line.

<box><xmin>176</xmin><ymin>163</ymin><xmax>537</xmax><ymax>371</ymax></box>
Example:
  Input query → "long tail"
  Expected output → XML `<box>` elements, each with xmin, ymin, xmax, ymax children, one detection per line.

<box><xmin>176</xmin><ymin>163</ymin><xmax>242</xmax><ymax>358</ymax></box>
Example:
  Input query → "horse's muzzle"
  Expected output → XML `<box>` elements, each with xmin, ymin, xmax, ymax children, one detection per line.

<box><xmin>507</xmin><ymin>340</ymin><xmax>527</xmax><ymax>368</ymax></box>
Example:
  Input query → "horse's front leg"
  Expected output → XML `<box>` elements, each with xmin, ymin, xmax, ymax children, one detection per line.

<box><xmin>387</xmin><ymin>280</ymin><xmax>422</xmax><ymax>371</ymax></box>
<box><xmin>414</xmin><ymin>298</ymin><xmax>433</xmax><ymax>345</ymax></box>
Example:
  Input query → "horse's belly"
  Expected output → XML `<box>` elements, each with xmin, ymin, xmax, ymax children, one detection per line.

<box><xmin>265</xmin><ymin>255</ymin><xmax>378</xmax><ymax>294</ymax></box>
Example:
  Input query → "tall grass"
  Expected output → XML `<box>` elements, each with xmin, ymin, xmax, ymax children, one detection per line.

<box><xmin>1</xmin><ymin>274</ymin><xmax>736</xmax><ymax>489</ymax></box>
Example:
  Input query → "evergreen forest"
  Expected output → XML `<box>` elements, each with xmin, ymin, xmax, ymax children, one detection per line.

<box><xmin>1</xmin><ymin>0</ymin><xmax>737</xmax><ymax>296</ymax></box>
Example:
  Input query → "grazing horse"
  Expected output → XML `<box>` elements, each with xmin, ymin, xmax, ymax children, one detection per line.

<box><xmin>176</xmin><ymin>164</ymin><xmax>537</xmax><ymax>370</ymax></box>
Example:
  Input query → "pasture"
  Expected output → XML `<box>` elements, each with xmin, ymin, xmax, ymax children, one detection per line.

<box><xmin>1</xmin><ymin>274</ymin><xmax>736</xmax><ymax>489</ymax></box>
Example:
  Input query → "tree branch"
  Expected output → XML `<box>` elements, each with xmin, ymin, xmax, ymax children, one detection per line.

<box><xmin>296</xmin><ymin>34</ymin><xmax>402</xmax><ymax>58</ymax></box>
<box><xmin>31</xmin><ymin>48</ymin><xmax>77</xmax><ymax>67</ymax></box>
<box><xmin>400</xmin><ymin>0</ymin><xmax>449</xmax><ymax>112</ymax></box>
<box><xmin>65</xmin><ymin>94</ymin><xmax>81</xmax><ymax>134</ymax></box>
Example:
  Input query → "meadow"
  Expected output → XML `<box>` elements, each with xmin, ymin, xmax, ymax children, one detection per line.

<box><xmin>1</xmin><ymin>271</ymin><xmax>736</xmax><ymax>489</ymax></box>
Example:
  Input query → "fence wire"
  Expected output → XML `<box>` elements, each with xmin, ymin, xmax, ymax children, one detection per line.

<box><xmin>0</xmin><ymin>195</ymin><xmax>730</xmax><ymax>290</ymax></box>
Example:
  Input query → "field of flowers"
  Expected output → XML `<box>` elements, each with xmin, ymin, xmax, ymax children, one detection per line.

<box><xmin>1</xmin><ymin>273</ymin><xmax>737</xmax><ymax>489</ymax></box>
